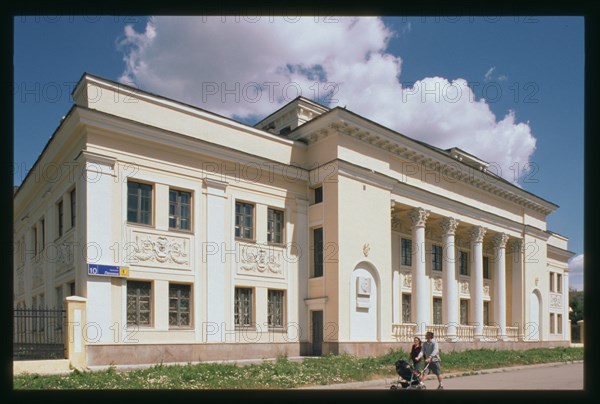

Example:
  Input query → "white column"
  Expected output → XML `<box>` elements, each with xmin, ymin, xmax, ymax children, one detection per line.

<box><xmin>409</xmin><ymin>207</ymin><xmax>430</xmax><ymax>337</ymax></box>
<box><xmin>470</xmin><ymin>226</ymin><xmax>487</xmax><ymax>340</ymax></box>
<box><xmin>510</xmin><ymin>239</ymin><xmax>524</xmax><ymax>340</ymax></box>
<box><xmin>392</xmin><ymin>270</ymin><xmax>400</xmax><ymax>323</ymax></box>
<box><xmin>492</xmin><ymin>233</ymin><xmax>509</xmax><ymax>341</ymax></box>
<box><xmin>440</xmin><ymin>217</ymin><xmax>459</xmax><ymax>339</ymax></box>
<box><xmin>204</xmin><ymin>178</ymin><xmax>228</xmax><ymax>342</ymax></box>
<box><xmin>563</xmin><ymin>271</ymin><xmax>569</xmax><ymax>341</ymax></box>
<box><xmin>295</xmin><ymin>198</ymin><xmax>309</xmax><ymax>344</ymax></box>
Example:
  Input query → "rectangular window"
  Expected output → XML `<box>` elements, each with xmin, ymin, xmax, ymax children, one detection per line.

<box><xmin>550</xmin><ymin>313</ymin><xmax>555</xmax><ymax>334</ymax></box>
<box><xmin>483</xmin><ymin>256</ymin><xmax>490</xmax><ymax>279</ymax></box>
<box><xmin>267</xmin><ymin>289</ymin><xmax>285</xmax><ymax>327</ymax></box>
<box><xmin>313</xmin><ymin>227</ymin><xmax>324</xmax><ymax>277</ymax></box>
<box><xmin>401</xmin><ymin>238</ymin><xmax>412</xmax><ymax>267</ymax></box>
<box><xmin>433</xmin><ymin>297</ymin><xmax>443</xmax><ymax>324</ymax></box>
<box><xmin>56</xmin><ymin>286</ymin><xmax>63</xmax><ymax>310</ymax></box>
<box><xmin>58</xmin><ymin>201</ymin><xmax>64</xmax><ymax>237</ymax></box>
<box><xmin>169</xmin><ymin>284</ymin><xmax>191</xmax><ymax>327</ymax></box>
<box><xmin>19</xmin><ymin>237</ymin><xmax>25</xmax><ymax>267</ymax></box>
<box><xmin>557</xmin><ymin>314</ymin><xmax>563</xmax><ymax>334</ymax></box>
<box><xmin>70</xmin><ymin>188</ymin><xmax>76</xmax><ymax>227</ymax></box>
<box><xmin>432</xmin><ymin>244</ymin><xmax>442</xmax><ymax>271</ymax></box>
<box><xmin>127</xmin><ymin>181</ymin><xmax>153</xmax><ymax>225</ymax></box>
<box><xmin>460</xmin><ymin>299</ymin><xmax>469</xmax><ymax>325</ymax></box>
<box><xmin>33</xmin><ymin>225</ymin><xmax>38</xmax><ymax>255</ymax></box>
<box><xmin>169</xmin><ymin>189</ymin><xmax>192</xmax><ymax>231</ymax></box>
<box><xmin>267</xmin><ymin>208</ymin><xmax>284</xmax><ymax>244</ymax></box>
<box><xmin>402</xmin><ymin>294</ymin><xmax>412</xmax><ymax>323</ymax></box>
<box><xmin>235</xmin><ymin>201</ymin><xmax>254</xmax><ymax>240</ymax></box>
<box><xmin>459</xmin><ymin>251</ymin><xmax>469</xmax><ymax>276</ymax></box>
<box><xmin>234</xmin><ymin>287</ymin><xmax>253</xmax><ymax>327</ymax></box>
<box><xmin>69</xmin><ymin>282</ymin><xmax>75</xmax><ymax>296</ymax></box>
<box><xmin>549</xmin><ymin>272</ymin><xmax>555</xmax><ymax>292</ymax></box>
<box><xmin>40</xmin><ymin>219</ymin><xmax>45</xmax><ymax>251</ymax></box>
<box><xmin>314</xmin><ymin>186</ymin><xmax>323</xmax><ymax>204</ymax></box>
<box><xmin>557</xmin><ymin>274</ymin><xmax>562</xmax><ymax>293</ymax></box>
<box><xmin>127</xmin><ymin>281</ymin><xmax>152</xmax><ymax>326</ymax></box>
<box><xmin>483</xmin><ymin>301</ymin><xmax>490</xmax><ymax>326</ymax></box>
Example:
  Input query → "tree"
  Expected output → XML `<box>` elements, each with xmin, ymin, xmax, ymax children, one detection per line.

<box><xmin>569</xmin><ymin>288</ymin><xmax>584</xmax><ymax>323</ymax></box>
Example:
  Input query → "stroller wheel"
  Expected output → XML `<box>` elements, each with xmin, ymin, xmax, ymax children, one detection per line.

<box><xmin>390</xmin><ymin>385</ymin><xmax>398</xmax><ymax>390</ymax></box>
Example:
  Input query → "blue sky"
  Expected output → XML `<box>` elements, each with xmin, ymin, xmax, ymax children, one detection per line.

<box><xmin>13</xmin><ymin>16</ymin><xmax>584</xmax><ymax>289</ymax></box>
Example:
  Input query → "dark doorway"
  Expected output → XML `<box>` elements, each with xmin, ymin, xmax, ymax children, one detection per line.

<box><xmin>311</xmin><ymin>310</ymin><xmax>323</xmax><ymax>356</ymax></box>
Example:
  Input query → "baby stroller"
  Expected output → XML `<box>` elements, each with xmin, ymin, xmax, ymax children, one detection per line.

<box><xmin>390</xmin><ymin>359</ymin><xmax>430</xmax><ymax>390</ymax></box>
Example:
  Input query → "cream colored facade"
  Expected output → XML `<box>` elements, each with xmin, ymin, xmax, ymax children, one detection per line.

<box><xmin>14</xmin><ymin>73</ymin><xmax>574</xmax><ymax>366</ymax></box>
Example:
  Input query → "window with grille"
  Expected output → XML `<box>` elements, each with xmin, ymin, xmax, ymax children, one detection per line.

<box><xmin>459</xmin><ymin>251</ymin><xmax>469</xmax><ymax>275</ymax></box>
<box><xmin>557</xmin><ymin>274</ymin><xmax>562</xmax><ymax>293</ymax></box>
<box><xmin>402</xmin><ymin>294</ymin><xmax>411</xmax><ymax>323</ymax></box>
<box><xmin>169</xmin><ymin>284</ymin><xmax>191</xmax><ymax>327</ymax></box>
<box><xmin>432</xmin><ymin>244</ymin><xmax>442</xmax><ymax>271</ymax></box>
<box><xmin>235</xmin><ymin>202</ymin><xmax>254</xmax><ymax>240</ymax></box>
<box><xmin>460</xmin><ymin>299</ymin><xmax>469</xmax><ymax>325</ymax></box>
<box><xmin>433</xmin><ymin>297</ymin><xmax>443</xmax><ymax>324</ymax></box>
<box><xmin>169</xmin><ymin>189</ymin><xmax>191</xmax><ymax>230</ymax></box>
<box><xmin>234</xmin><ymin>288</ymin><xmax>253</xmax><ymax>327</ymax></box>
<box><xmin>267</xmin><ymin>208</ymin><xmax>284</xmax><ymax>244</ymax></box>
<box><xmin>557</xmin><ymin>314</ymin><xmax>563</xmax><ymax>334</ymax></box>
<box><xmin>550</xmin><ymin>313</ymin><xmax>555</xmax><ymax>334</ymax></box>
<box><xmin>312</xmin><ymin>228</ymin><xmax>323</xmax><ymax>277</ymax></box>
<box><xmin>401</xmin><ymin>238</ymin><xmax>412</xmax><ymax>267</ymax></box>
<box><xmin>549</xmin><ymin>272</ymin><xmax>555</xmax><ymax>292</ymax></box>
<box><xmin>268</xmin><ymin>290</ymin><xmax>285</xmax><ymax>327</ymax></box>
<box><xmin>127</xmin><ymin>281</ymin><xmax>152</xmax><ymax>326</ymax></box>
<box><xmin>127</xmin><ymin>182</ymin><xmax>153</xmax><ymax>225</ymax></box>
<box><xmin>314</xmin><ymin>186</ymin><xmax>323</xmax><ymax>204</ymax></box>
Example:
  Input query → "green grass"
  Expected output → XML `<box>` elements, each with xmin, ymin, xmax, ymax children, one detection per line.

<box><xmin>13</xmin><ymin>347</ymin><xmax>583</xmax><ymax>390</ymax></box>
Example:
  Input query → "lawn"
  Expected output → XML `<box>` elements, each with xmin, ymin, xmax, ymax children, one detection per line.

<box><xmin>13</xmin><ymin>346</ymin><xmax>583</xmax><ymax>389</ymax></box>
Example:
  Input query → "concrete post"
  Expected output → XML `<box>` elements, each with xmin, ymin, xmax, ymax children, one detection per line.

<box><xmin>65</xmin><ymin>296</ymin><xmax>87</xmax><ymax>370</ymax></box>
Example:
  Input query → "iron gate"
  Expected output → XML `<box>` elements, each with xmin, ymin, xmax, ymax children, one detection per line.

<box><xmin>13</xmin><ymin>307</ymin><xmax>66</xmax><ymax>360</ymax></box>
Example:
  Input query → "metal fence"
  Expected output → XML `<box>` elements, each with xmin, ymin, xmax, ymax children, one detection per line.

<box><xmin>13</xmin><ymin>307</ymin><xmax>66</xmax><ymax>360</ymax></box>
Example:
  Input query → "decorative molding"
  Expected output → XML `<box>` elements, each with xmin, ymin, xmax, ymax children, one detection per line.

<box><xmin>402</xmin><ymin>272</ymin><xmax>412</xmax><ymax>289</ymax></box>
<box><xmin>131</xmin><ymin>233</ymin><xmax>189</xmax><ymax>266</ymax></box>
<box><xmin>32</xmin><ymin>262</ymin><xmax>43</xmax><ymax>289</ymax></box>
<box><xmin>550</xmin><ymin>293</ymin><xmax>563</xmax><ymax>309</ymax></box>
<box><xmin>433</xmin><ymin>277</ymin><xmax>443</xmax><ymax>292</ymax></box>
<box><xmin>509</xmin><ymin>239</ymin><xmax>522</xmax><ymax>254</ymax></box>
<box><xmin>357</xmin><ymin>276</ymin><xmax>372</xmax><ymax>296</ymax></box>
<box><xmin>483</xmin><ymin>283</ymin><xmax>490</xmax><ymax>297</ymax></box>
<box><xmin>409</xmin><ymin>207</ymin><xmax>430</xmax><ymax>228</ymax></box>
<box><xmin>440</xmin><ymin>217</ymin><xmax>460</xmax><ymax>236</ymax></box>
<box><xmin>363</xmin><ymin>243</ymin><xmax>371</xmax><ymax>257</ymax></box>
<box><xmin>460</xmin><ymin>280</ymin><xmax>470</xmax><ymax>294</ymax></box>
<box><xmin>492</xmin><ymin>233</ymin><xmax>510</xmax><ymax>249</ymax></box>
<box><xmin>470</xmin><ymin>226</ymin><xmax>487</xmax><ymax>243</ymax></box>
<box><xmin>240</xmin><ymin>248</ymin><xmax>282</xmax><ymax>275</ymax></box>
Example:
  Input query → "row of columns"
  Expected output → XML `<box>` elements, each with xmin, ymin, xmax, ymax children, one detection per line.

<box><xmin>407</xmin><ymin>207</ymin><xmax>511</xmax><ymax>341</ymax></box>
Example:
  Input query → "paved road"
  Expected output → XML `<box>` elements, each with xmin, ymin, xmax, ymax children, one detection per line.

<box><xmin>303</xmin><ymin>362</ymin><xmax>583</xmax><ymax>390</ymax></box>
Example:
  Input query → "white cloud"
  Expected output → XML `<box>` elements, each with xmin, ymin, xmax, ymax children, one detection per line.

<box><xmin>498</xmin><ymin>75</ymin><xmax>508</xmax><ymax>82</ymax></box>
<box><xmin>484</xmin><ymin>66</ymin><xmax>495</xmax><ymax>81</ymax></box>
<box><xmin>568</xmin><ymin>254</ymin><xmax>584</xmax><ymax>291</ymax></box>
<box><xmin>118</xmin><ymin>17</ymin><xmax>537</xmax><ymax>183</ymax></box>
<box><xmin>401</xmin><ymin>22</ymin><xmax>412</xmax><ymax>34</ymax></box>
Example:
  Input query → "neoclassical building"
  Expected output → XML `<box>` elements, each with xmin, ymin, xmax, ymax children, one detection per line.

<box><xmin>13</xmin><ymin>73</ymin><xmax>574</xmax><ymax>366</ymax></box>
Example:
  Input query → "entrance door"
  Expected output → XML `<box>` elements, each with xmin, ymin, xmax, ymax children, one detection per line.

<box><xmin>311</xmin><ymin>311</ymin><xmax>323</xmax><ymax>356</ymax></box>
<box><xmin>528</xmin><ymin>291</ymin><xmax>541</xmax><ymax>341</ymax></box>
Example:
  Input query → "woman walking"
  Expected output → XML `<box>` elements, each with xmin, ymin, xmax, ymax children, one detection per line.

<box><xmin>410</xmin><ymin>337</ymin><xmax>423</xmax><ymax>371</ymax></box>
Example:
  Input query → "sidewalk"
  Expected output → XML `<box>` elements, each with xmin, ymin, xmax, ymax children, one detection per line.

<box><xmin>296</xmin><ymin>360</ymin><xmax>584</xmax><ymax>389</ymax></box>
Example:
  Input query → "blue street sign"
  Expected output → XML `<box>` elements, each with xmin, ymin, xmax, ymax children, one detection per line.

<box><xmin>88</xmin><ymin>264</ymin><xmax>129</xmax><ymax>277</ymax></box>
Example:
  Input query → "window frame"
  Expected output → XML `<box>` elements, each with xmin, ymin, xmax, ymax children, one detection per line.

<box><xmin>267</xmin><ymin>289</ymin><xmax>286</xmax><ymax>328</ymax></box>
<box><xmin>32</xmin><ymin>224</ymin><xmax>38</xmax><ymax>256</ymax></box>
<box><xmin>312</xmin><ymin>227</ymin><xmax>324</xmax><ymax>278</ymax></box>
<box><xmin>550</xmin><ymin>313</ymin><xmax>555</xmax><ymax>334</ymax></box>
<box><xmin>57</xmin><ymin>200</ymin><xmax>64</xmax><ymax>238</ymax></box>
<box><xmin>459</xmin><ymin>250</ymin><xmax>469</xmax><ymax>276</ymax></box>
<box><xmin>549</xmin><ymin>272</ymin><xmax>555</xmax><ymax>292</ymax></box>
<box><xmin>234</xmin><ymin>287</ymin><xmax>254</xmax><ymax>328</ymax></box>
<box><xmin>168</xmin><ymin>283</ymin><xmax>192</xmax><ymax>328</ymax></box>
<box><xmin>483</xmin><ymin>301</ymin><xmax>490</xmax><ymax>326</ymax></box>
<box><xmin>235</xmin><ymin>201</ymin><xmax>255</xmax><ymax>241</ymax></box>
<box><xmin>40</xmin><ymin>218</ymin><xmax>45</xmax><ymax>252</ymax></box>
<box><xmin>168</xmin><ymin>188</ymin><xmax>192</xmax><ymax>232</ymax></box>
<box><xmin>267</xmin><ymin>207</ymin><xmax>285</xmax><ymax>245</ymax></box>
<box><xmin>127</xmin><ymin>280</ymin><xmax>153</xmax><ymax>327</ymax></box>
<box><xmin>313</xmin><ymin>186</ymin><xmax>323</xmax><ymax>204</ymax></box>
<box><xmin>402</xmin><ymin>293</ymin><xmax>412</xmax><ymax>323</ymax></box>
<box><xmin>70</xmin><ymin>188</ymin><xmax>76</xmax><ymax>228</ymax></box>
<box><xmin>433</xmin><ymin>297</ymin><xmax>443</xmax><ymax>324</ymax></box>
<box><xmin>557</xmin><ymin>273</ymin><xmax>562</xmax><ymax>293</ymax></box>
<box><xmin>431</xmin><ymin>244</ymin><xmax>442</xmax><ymax>271</ymax></box>
<box><xmin>127</xmin><ymin>181</ymin><xmax>154</xmax><ymax>226</ymax></box>
<box><xmin>460</xmin><ymin>299</ymin><xmax>469</xmax><ymax>325</ymax></box>
<box><xmin>483</xmin><ymin>256</ymin><xmax>491</xmax><ymax>279</ymax></box>
<box><xmin>401</xmin><ymin>238</ymin><xmax>412</xmax><ymax>267</ymax></box>
<box><xmin>557</xmin><ymin>313</ymin><xmax>563</xmax><ymax>334</ymax></box>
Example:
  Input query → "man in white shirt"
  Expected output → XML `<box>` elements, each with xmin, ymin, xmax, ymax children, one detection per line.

<box><xmin>418</xmin><ymin>331</ymin><xmax>444</xmax><ymax>389</ymax></box>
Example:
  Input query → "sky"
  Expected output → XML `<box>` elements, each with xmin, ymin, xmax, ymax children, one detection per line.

<box><xmin>13</xmin><ymin>16</ymin><xmax>584</xmax><ymax>290</ymax></box>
